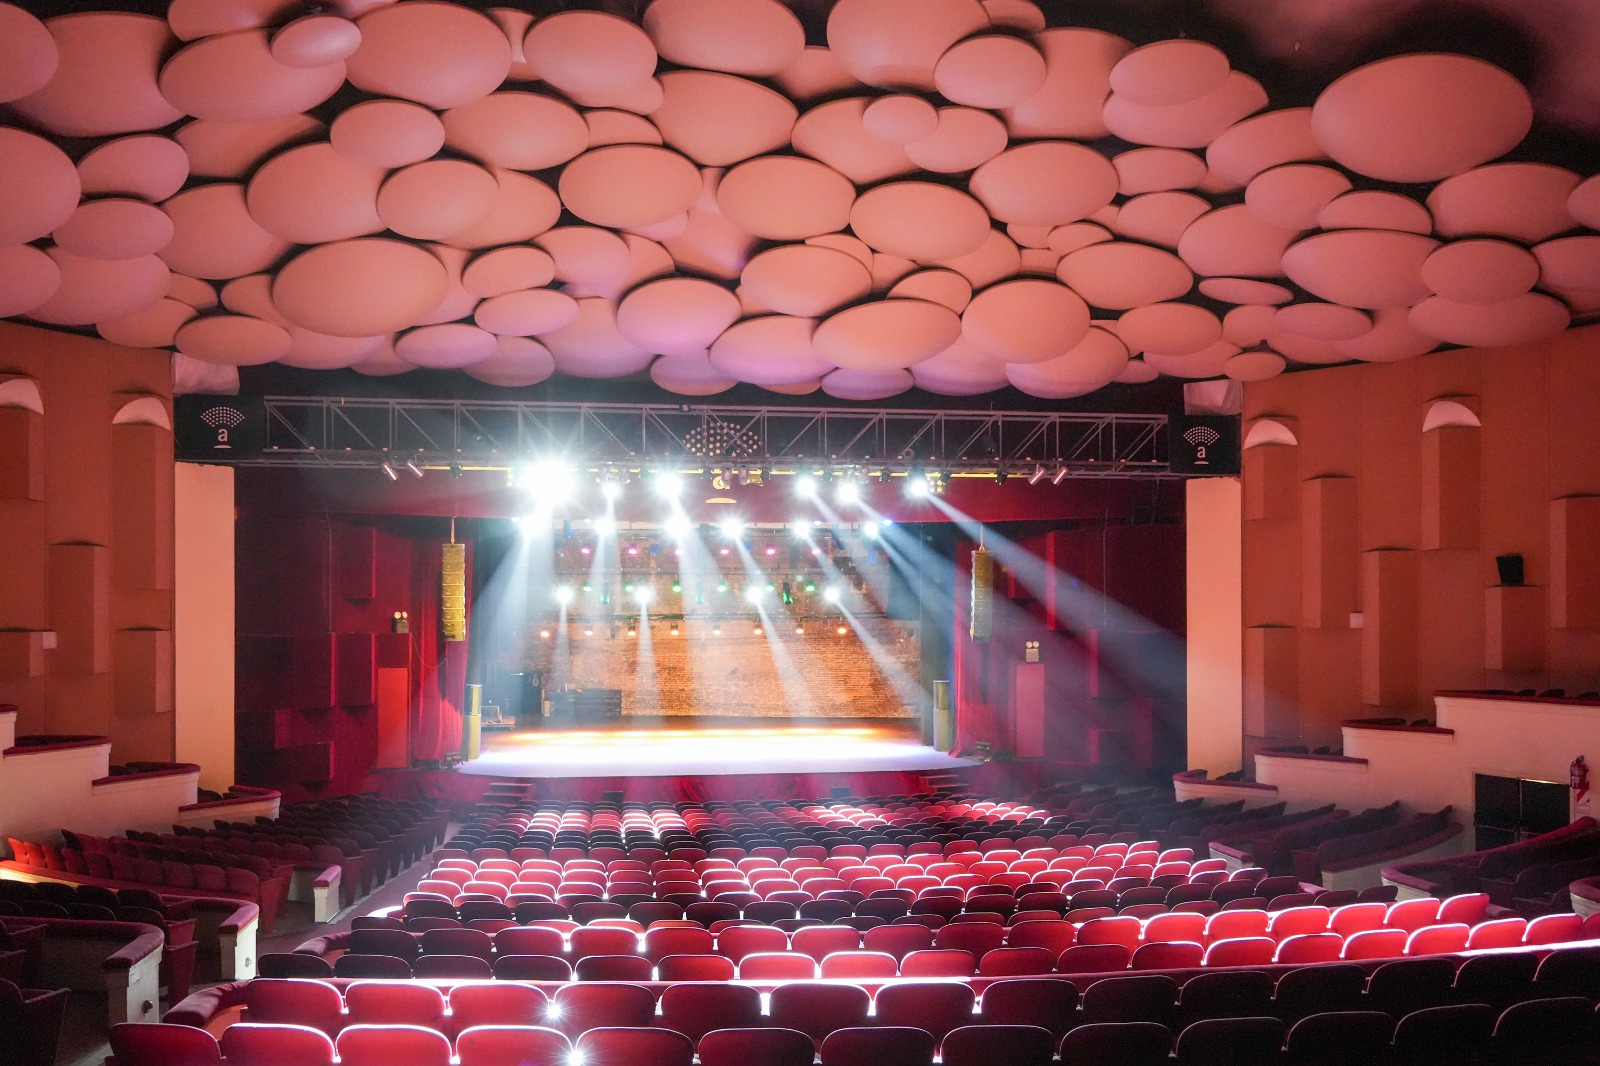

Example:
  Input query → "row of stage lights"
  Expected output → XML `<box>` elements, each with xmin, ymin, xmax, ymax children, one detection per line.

<box><xmin>507</xmin><ymin>460</ymin><xmax>950</xmax><ymax>504</ymax></box>
<box><xmin>550</xmin><ymin>581</ymin><xmax>847</xmax><ymax>609</ymax></box>
<box><xmin>537</xmin><ymin>621</ymin><xmax>854</xmax><ymax>640</ymax></box>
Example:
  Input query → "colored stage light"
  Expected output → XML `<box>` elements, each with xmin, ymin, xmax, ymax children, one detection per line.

<box><xmin>717</xmin><ymin>582</ymin><xmax>728</xmax><ymax>592</ymax></box>
<box><xmin>719</xmin><ymin>517</ymin><xmax>744</xmax><ymax>539</ymax></box>
<box><xmin>764</xmin><ymin>545</ymin><xmax>777</xmax><ymax>555</ymax></box>
<box><xmin>554</xmin><ymin>586</ymin><xmax>574</xmax><ymax>605</ymax></box>
<box><xmin>836</xmin><ymin>478</ymin><xmax>861</xmax><ymax>505</ymax></box>
<box><xmin>906</xmin><ymin>471</ymin><xmax>931</xmax><ymax>497</ymax></box>
<box><xmin>794</xmin><ymin>474</ymin><xmax>818</xmax><ymax>498</ymax></box>
<box><xmin>862</xmin><ymin>521</ymin><xmax>880</xmax><ymax>539</ymax></box>
<box><xmin>823</xmin><ymin>586</ymin><xmax>841</xmax><ymax>603</ymax></box>
<box><xmin>671</xmin><ymin>581</ymin><xmax>682</xmax><ymax>593</ymax></box>
<box><xmin>804</xmin><ymin>582</ymin><xmax>816</xmax><ymax>593</ymax></box>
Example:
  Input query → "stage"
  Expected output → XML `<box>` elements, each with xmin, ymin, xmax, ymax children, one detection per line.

<box><xmin>459</xmin><ymin>721</ymin><xmax>978</xmax><ymax>779</ymax></box>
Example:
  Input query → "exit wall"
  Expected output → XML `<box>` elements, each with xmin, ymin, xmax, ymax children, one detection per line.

<box><xmin>1230</xmin><ymin>323</ymin><xmax>1600</xmax><ymax>757</ymax></box>
<box><xmin>0</xmin><ymin>322</ymin><xmax>174</xmax><ymax>761</ymax></box>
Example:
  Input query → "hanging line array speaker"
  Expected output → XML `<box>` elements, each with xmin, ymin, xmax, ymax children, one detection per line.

<box><xmin>441</xmin><ymin>541</ymin><xmax>466</xmax><ymax>642</ymax></box>
<box><xmin>971</xmin><ymin>545</ymin><xmax>993</xmax><ymax>643</ymax></box>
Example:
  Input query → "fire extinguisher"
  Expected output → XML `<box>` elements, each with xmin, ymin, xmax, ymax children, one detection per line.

<box><xmin>1573</xmin><ymin>756</ymin><xmax>1590</xmax><ymax>796</ymax></box>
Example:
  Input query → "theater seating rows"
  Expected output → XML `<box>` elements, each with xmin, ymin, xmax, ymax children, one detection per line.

<box><xmin>1385</xmin><ymin>816</ymin><xmax>1600</xmax><ymax>917</ymax></box>
<box><xmin>129</xmin><ymin>950</ymin><xmax>1600</xmax><ymax>1064</ymax></box>
<box><xmin>0</xmin><ymin>976</ymin><xmax>67</xmax><ymax>1066</ymax></box>
<box><xmin>101</xmin><ymin>1001</ymin><xmax>1600</xmax><ymax>1066</ymax></box>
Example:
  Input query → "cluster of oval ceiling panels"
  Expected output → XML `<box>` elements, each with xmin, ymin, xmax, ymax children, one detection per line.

<box><xmin>0</xmin><ymin>0</ymin><xmax>1597</xmax><ymax>398</ymax></box>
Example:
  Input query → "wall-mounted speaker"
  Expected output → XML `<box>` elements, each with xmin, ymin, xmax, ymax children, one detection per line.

<box><xmin>1495</xmin><ymin>553</ymin><xmax>1525</xmax><ymax>586</ymax></box>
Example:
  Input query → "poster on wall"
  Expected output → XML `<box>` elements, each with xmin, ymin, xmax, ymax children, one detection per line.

<box><xmin>175</xmin><ymin>395</ymin><xmax>266</xmax><ymax>460</ymax></box>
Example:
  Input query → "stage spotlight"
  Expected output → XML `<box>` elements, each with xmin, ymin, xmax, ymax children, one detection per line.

<box><xmin>823</xmin><ymin>586</ymin><xmax>841</xmax><ymax>603</ymax></box>
<box><xmin>744</xmin><ymin>584</ymin><xmax>765</xmax><ymax>603</ymax></box>
<box><xmin>862</xmin><ymin>521</ymin><xmax>881</xmax><ymax>540</ymax></box>
<box><xmin>633</xmin><ymin>585</ymin><xmax>654</xmax><ymax>605</ymax></box>
<box><xmin>593</xmin><ymin>516</ymin><xmax>616</xmax><ymax>537</ymax></box>
<box><xmin>717</xmin><ymin>582</ymin><xmax>728</xmax><ymax>592</ymax></box>
<box><xmin>582</xmin><ymin>626</ymin><xmax>594</xmax><ymax>637</ymax></box>
<box><xmin>627</xmin><ymin>623</ymin><xmax>638</xmax><ymax>637</ymax></box>
<box><xmin>449</xmin><ymin>462</ymin><xmax>463</xmax><ymax>478</ymax></box>
<box><xmin>1027</xmin><ymin>464</ymin><xmax>1046</xmax><ymax>485</ymax></box>
<box><xmin>764</xmin><ymin>545</ymin><xmax>777</xmax><ymax>556</ymax></box>
<box><xmin>669</xmin><ymin>624</ymin><xmax>680</xmax><ymax>636</ymax></box>
<box><xmin>1051</xmin><ymin>465</ymin><xmax>1069</xmax><ymax>485</ymax></box>
<box><xmin>994</xmin><ymin>469</ymin><xmax>1008</xmax><ymax>485</ymax></box>
<box><xmin>836</xmin><ymin>478</ymin><xmax>861</xmax><ymax>505</ymax></box>
<box><xmin>711</xmin><ymin>625</ymin><xmax>721</xmax><ymax>636</ymax></box>
<box><xmin>539</xmin><ymin>629</ymin><xmax>551</xmax><ymax>639</ymax></box>
<box><xmin>405</xmin><ymin>459</ymin><xmax>424</xmax><ymax>478</ymax></box>
<box><xmin>381</xmin><ymin>461</ymin><xmax>398</xmax><ymax>481</ymax></box>
<box><xmin>906</xmin><ymin>471</ymin><xmax>930</xmax><ymax>497</ymax></box>
<box><xmin>529</xmin><ymin>458</ymin><xmax>578</xmax><ymax>503</ymax></box>
<box><xmin>718</xmin><ymin>517</ymin><xmax>745</xmax><ymax>539</ymax></box>
<box><xmin>600</xmin><ymin>478</ymin><xmax>622</xmax><ymax>502</ymax></box>
<box><xmin>794</xmin><ymin>625</ymin><xmax>805</xmax><ymax>635</ymax></box>
<box><xmin>626</xmin><ymin>544</ymin><xmax>639</xmax><ymax>556</ymax></box>
<box><xmin>663</xmin><ymin>515</ymin><xmax>692</xmax><ymax>540</ymax></box>
<box><xmin>753</xmin><ymin>624</ymin><xmax>764</xmax><ymax>636</ymax></box>
<box><xmin>554</xmin><ymin>585</ymin><xmax>575</xmax><ymax>606</ymax></box>
<box><xmin>795</xmin><ymin>473</ymin><xmax>818</xmax><ymax>499</ymax></box>
<box><xmin>655</xmin><ymin>470</ymin><xmax>684</xmax><ymax>498</ymax></box>
<box><xmin>836</xmin><ymin>625</ymin><xmax>848</xmax><ymax>635</ymax></box>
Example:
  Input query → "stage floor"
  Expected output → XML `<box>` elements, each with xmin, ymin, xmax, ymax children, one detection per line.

<box><xmin>458</xmin><ymin>723</ymin><xmax>978</xmax><ymax>779</ymax></box>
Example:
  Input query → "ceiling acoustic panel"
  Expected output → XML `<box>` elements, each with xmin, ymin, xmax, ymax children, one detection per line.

<box><xmin>0</xmin><ymin>0</ymin><xmax>1595</xmax><ymax>399</ymax></box>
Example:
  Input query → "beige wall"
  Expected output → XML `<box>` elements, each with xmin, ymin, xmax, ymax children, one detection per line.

<box><xmin>1225</xmin><ymin>323</ymin><xmax>1600</xmax><ymax>755</ymax></box>
<box><xmin>175</xmin><ymin>462</ymin><xmax>235</xmax><ymax>789</ymax></box>
<box><xmin>1186</xmin><ymin>476</ymin><xmax>1244</xmax><ymax>773</ymax></box>
<box><xmin>0</xmin><ymin>322</ymin><xmax>174</xmax><ymax>760</ymax></box>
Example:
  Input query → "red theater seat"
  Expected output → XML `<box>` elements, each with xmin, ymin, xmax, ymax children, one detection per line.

<box><xmin>820</xmin><ymin>1026</ymin><xmax>936</xmax><ymax>1066</ymax></box>
<box><xmin>574</xmin><ymin>1027</ymin><xmax>694</xmax><ymax>1066</ymax></box>
<box><xmin>738</xmin><ymin>950</ymin><xmax>818</xmax><ymax>979</ymax></box>
<box><xmin>108</xmin><ymin>1022</ymin><xmax>221</xmax><ymax>1066</ymax></box>
<box><xmin>768</xmin><ymin>982</ymin><xmax>872</xmax><ymax>1047</ymax></box>
<box><xmin>898</xmin><ymin>948</ymin><xmax>976</xmax><ymax>977</ymax></box>
<box><xmin>873</xmin><ymin>981</ymin><xmax>976</xmax><ymax>1042</ymax></box>
<box><xmin>548</xmin><ymin>982</ymin><xmax>657</xmax><ymax>1037</ymax></box>
<box><xmin>658</xmin><ymin>982</ymin><xmax>763</xmax><ymax>1042</ymax></box>
<box><xmin>1057</xmin><ymin>1022</ymin><xmax>1171</xmax><ymax>1066</ymax></box>
<box><xmin>698</xmin><ymin>1027</ymin><xmax>816</xmax><ymax>1066</ymax></box>
<box><xmin>335</xmin><ymin>1025</ymin><xmax>452</xmax><ymax>1066</ymax></box>
<box><xmin>244</xmin><ymin>979</ymin><xmax>345</xmax><ymax>1036</ymax></box>
<box><xmin>940</xmin><ymin>1024</ymin><xmax>1054</xmax><ymax>1066</ymax></box>
<box><xmin>820</xmin><ymin>949</ymin><xmax>898</xmax><ymax>978</ymax></box>
<box><xmin>978</xmin><ymin>978</ymin><xmax>1080</xmax><ymax>1039</ymax></box>
<box><xmin>447</xmin><ymin>983</ymin><xmax>548</xmax><ymax>1037</ymax></box>
<box><xmin>219</xmin><ymin>1023</ymin><xmax>336</xmax><ymax>1066</ymax></box>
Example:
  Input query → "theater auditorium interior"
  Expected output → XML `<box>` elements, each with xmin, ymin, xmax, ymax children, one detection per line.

<box><xmin>4</xmin><ymin>0</ymin><xmax>1600</xmax><ymax>1063</ymax></box>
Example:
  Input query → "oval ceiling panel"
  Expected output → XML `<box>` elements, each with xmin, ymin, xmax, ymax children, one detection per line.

<box><xmin>709</xmin><ymin>315</ymin><xmax>833</xmax><ymax>384</ymax></box>
<box><xmin>862</xmin><ymin>94</ymin><xmax>940</xmax><ymax>143</ymax></box>
<box><xmin>1110</xmin><ymin>39</ymin><xmax>1229</xmax><ymax>107</ymax></box>
<box><xmin>585</xmin><ymin>109</ymin><xmax>663</xmax><ymax>147</ymax></box>
<box><xmin>643</xmin><ymin>0</ymin><xmax>804</xmax><ymax>78</ymax></box>
<box><xmin>541</xmin><ymin>297</ymin><xmax>655</xmax><ymax>379</ymax></box>
<box><xmin>160</xmin><ymin>28</ymin><xmax>346</xmax><ymax>121</ymax></box>
<box><xmin>77</xmin><ymin>135</ymin><xmax>189</xmax><ymax>203</ymax></box>
<box><xmin>814</xmin><ymin>298</ymin><xmax>963</xmax><ymax>370</ymax></box>
<box><xmin>0</xmin><ymin>127</ymin><xmax>81</xmax><ymax>246</ymax></box>
<box><xmin>273</xmin><ymin>238</ymin><xmax>449</xmax><ymax>337</ymax></box>
<box><xmin>1274</xmin><ymin>302</ymin><xmax>1372</xmax><ymax>341</ymax></box>
<box><xmin>440</xmin><ymin>92</ymin><xmax>589</xmax><ymax>171</ymax></box>
<box><xmin>1058</xmin><ymin>242</ymin><xmax>1193</xmax><ymax>310</ymax></box>
<box><xmin>849</xmin><ymin>182</ymin><xmax>993</xmax><ymax>261</ymax></box>
<box><xmin>1113</xmin><ymin>147</ymin><xmax>1208</xmax><ymax>195</ymax></box>
<box><xmin>821</xmin><ymin>367</ymin><xmax>915</xmax><ymax>400</ymax></box>
<box><xmin>650</xmin><ymin>351</ymin><xmax>737</xmax><ymax>396</ymax></box>
<box><xmin>377</xmin><ymin>159</ymin><xmax>499</xmax><ymax>241</ymax></box>
<box><xmin>1332</xmin><ymin>307</ymin><xmax>1440</xmax><ymax>363</ymax></box>
<box><xmin>933</xmin><ymin>34</ymin><xmax>1046</xmax><ymax>109</ymax></box>
<box><xmin>395</xmin><ymin>322</ymin><xmax>499</xmax><ymax>368</ymax></box>
<box><xmin>175</xmin><ymin>115</ymin><xmax>324</xmax><ymax>179</ymax></box>
<box><xmin>535</xmin><ymin>226</ymin><xmax>632</xmax><ymax>297</ymax></box>
<box><xmin>824</xmin><ymin>0</ymin><xmax>988</xmax><ymax>91</ymax></box>
<box><xmin>246</xmin><ymin>142</ymin><xmax>385</xmax><ymax>244</ymax></box>
<box><xmin>54</xmin><ymin>198</ymin><xmax>174</xmax><ymax>261</ymax></box>
<box><xmin>904</xmin><ymin>106</ymin><xmax>1010</xmax><ymax>174</ymax></box>
<box><xmin>1223</xmin><ymin>349</ymin><xmax>1286</xmax><ymax>382</ymax></box>
<box><xmin>0</xmin><ymin>3</ymin><xmax>58</xmax><ymax>103</ymax></box>
<box><xmin>716</xmin><ymin>156</ymin><xmax>857</xmax><ymax>240</ymax></box>
<box><xmin>1113</xmin><ymin>191</ymin><xmax>1210</xmax><ymax>248</ymax></box>
<box><xmin>1426</xmin><ymin>162</ymin><xmax>1579</xmax><ymax>243</ymax></box>
<box><xmin>347</xmin><ymin>0</ymin><xmax>509</xmax><ymax>108</ymax></box>
<box><xmin>615</xmin><ymin>277</ymin><xmax>742</xmax><ymax>355</ymax></box>
<box><xmin>174</xmin><ymin>313</ymin><xmax>291</xmax><ymax>365</ymax></box>
<box><xmin>466</xmin><ymin>335</ymin><xmax>556</xmax><ymax>387</ymax></box>
<box><xmin>557</xmin><ymin>145</ymin><xmax>701</xmax><ymax>230</ymax></box>
<box><xmin>1205</xmin><ymin>107</ymin><xmax>1323</xmax><ymax>185</ymax></box>
<box><xmin>740</xmin><ymin>244</ymin><xmax>873</xmax><ymax>317</ymax></box>
<box><xmin>970</xmin><ymin>141</ymin><xmax>1119</xmax><ymax>226</ymax></box>
<box><xmin>160</xmin><ymin>184</ymin><xmax>290</xmax><ymax>281</ymax></box>
<box><xmin>1281</xmin><ymin>229</ymin><xmax>1439</xmax><ymax>309</ymax></box>
<box><xmin>277</xmin><ymin>327</ymin><xmax>387</xmax><ymax>370</ymax></box>
<box><xmin>1532</xmin><ymin>236</ymin><xmax>1600</xmax><ymax>293</ymax></box>
<box><xmin>0</xmin><ymin>244</ymin><xmax>61</xmax><ymax>319</ymax></box>
<box><xmin>28</xmin><ymin>248</ymin><xmax>169</xmax><ymax>326</ymax></box>
<box><xmin>440</xmin><ymin>170</ymin><xmax>562</xmax><ymax>251</ymax></box>
<box><xmin>1004</xmin><ymin>326</ymin><xmax>1128</xmax><ymax>398</ymax></box>
<box><xmin>1244</xmin><ymin>164</ymin><xmax>1352</xmax><ymax>230</ymax></box>
<box><xmin>97</xmin><ymin>298</ymin><xmax>195</xmax><ymax>350</ymax></box>
<box><xmin>1118</xmin><ymin>302</ymin><xmax>1221</xmax><ymax>356</ymax></box>
<box><xmin>1103</xmin><ymin>71</ymin><xmax>1268</xmax><ymax>149</ymax></box>
<box><xmin>472</xmin><ymin>288</ymin><xmax>581</xmax><ymax>336</ymax></box>
<box><xmin>1002</xmin><ymin>27</ymin><xmax>1131</xmax><ymax>140</ymax></box>
<box><xmin>1317</xmin><ymin>190</ymin><xmax>1434</xmax><ymax>234</ymax></box>
<box><xmin>462</xmin><ymin>246</ymin><xmax>557</xmax><ymax>299</ymax></box>
<box><xmin>522</xmin><ymin>10</ymin><xmax>656</xmax><ymax>107</ymax></box>
<box><xmin>1422</xmin><ymin>240</ymin><xmax>1540</xmax><ymax>303</ymax></box>
<box><xmin>10</xmin><ymin>12</ymin><xmax>183</xmax><ymax>136</ymax></box>
<box><xmin>271</xmin><ymin>14</ymin><xmax>362</xmax><ymax>68</ymax></box>
<box><xmin>1311</xmin><ymin>53</ymin><xmax>1532</xmax><ymax>182</ymax></box>
<box><xmin>929</xmin><ymin>229</ymin><xmax>1022</xmax><ymax>289</ymax></box>
<box><xmin>962</xmin><ymin>279</ymin><xmax>1090</xmax><ymax>363</ymax></box>
<box><xmin>888</xmin><ymin>269</ymin><xmax>972</xmax><ymax>312</ymax></box>
<box><xmin>652</xmin><ymin>70</ymin><xmax>797</xmax><ymax>166</ymax></box>
<box><xmin>1409</xmin><ymin>292</ymin><xmax>1569</xmax><ymax>349</ymax></box>
<box><xmin>1176</xmin><ymin>204</ymin><xmax>1299</xmax><ymax>278</ymax></box>
<box><xmin>909</xmin><ymin>336</ymin><xmax>1010</xmax><ymax>395</ymax></box>
<box><xmin>791</xmin><ymin>98</ymin><xmax>917</xmax><ymax>184</ymax></box>
<box><xmin>1198</xmin><ymin>277</ymin><xmax>1293</xmax><ymax>305</ymax></box>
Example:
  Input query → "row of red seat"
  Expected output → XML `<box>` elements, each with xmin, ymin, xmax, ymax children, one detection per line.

<box><xmin>113</xmin><ymin>995</ymin><xmax>1600</xmax><ymax>1066</ymax></box>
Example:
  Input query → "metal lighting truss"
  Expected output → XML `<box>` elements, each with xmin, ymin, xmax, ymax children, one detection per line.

<box><xmin>249</xmin><ymin>396</ymin><xmax>1177</xmax><ymax>478</ymax></box>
